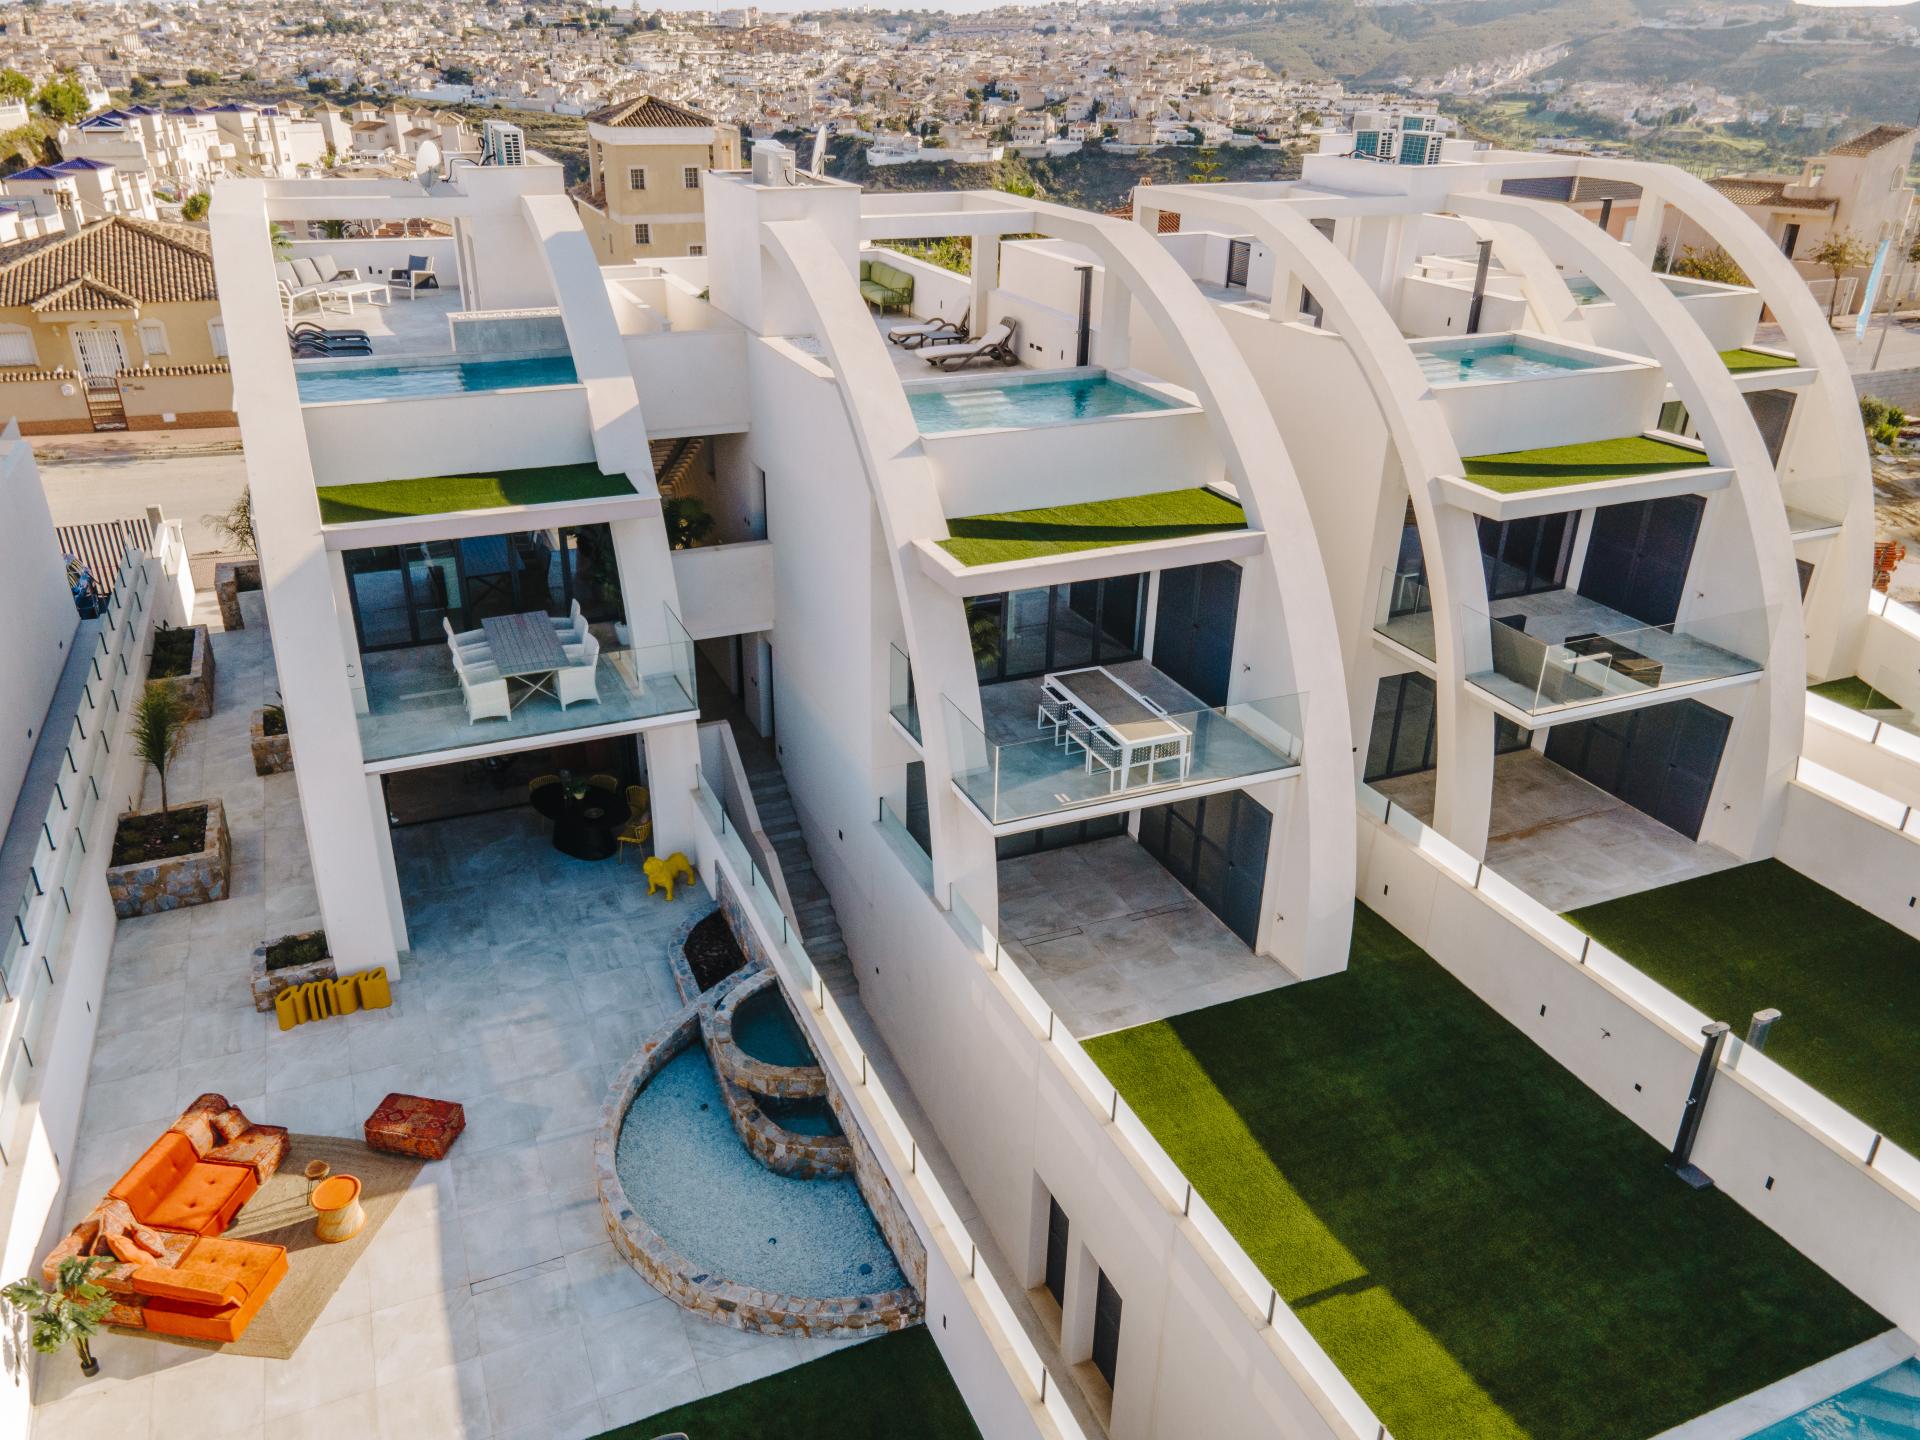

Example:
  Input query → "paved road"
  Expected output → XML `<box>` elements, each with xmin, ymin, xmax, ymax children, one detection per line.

<box><xmin>37</xmin><ymin>449</ymin><xmax>249</xmax><ymax>556</ymax></box>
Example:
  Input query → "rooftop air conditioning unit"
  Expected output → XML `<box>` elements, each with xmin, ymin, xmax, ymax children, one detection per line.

<box><xmin>751</xmin><ymin>139</ymin><xmax>796</xmax><ymax>187</ymax></box>
<box><xmin>481</xmin><ymin>120</ymin><xmax>524</xmax><ymax>166</ymax></box>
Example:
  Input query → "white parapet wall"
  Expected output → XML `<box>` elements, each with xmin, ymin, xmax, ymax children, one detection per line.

<box><xmin>1356</xmin><ymin>785</ymin><xmax>1920</xmax><ymax>1338</ymax></box>
<box><xmin>1775</xmin><ymin>760</ymin><xmax>1920</xmax><ymax>941</ymax></box>
<box><xmin>301</xmin><ymin>384</ymin><xmax>596</xmax><ymax>485</ymax></box>
<box><xmin>0</xmin><ymin>424</ymin><xmax>81</xmax><ymax>821</ymax></box>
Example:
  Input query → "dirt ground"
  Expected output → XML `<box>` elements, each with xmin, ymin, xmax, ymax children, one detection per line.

<box><xmin>1875</xmin><ymin>452</ymin><xmax>1920</xmax><ymax>603</ymax></box>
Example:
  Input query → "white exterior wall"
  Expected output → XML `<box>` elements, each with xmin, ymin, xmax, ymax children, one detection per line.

<box><xmin>0</xmin><ymin>428</ymin><xmax>79</xmax><ymax>821</ymax></box>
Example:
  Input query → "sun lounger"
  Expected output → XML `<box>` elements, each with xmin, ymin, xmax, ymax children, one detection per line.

<box><xmin>888</xmin><ymin>309</ymin><xmax>968</xmax><ymax>349</ymax></box>
<box><xmin>921</xmin><ymin>321</ymin><xmax>1018</xmax><ymax>370</ymax></box>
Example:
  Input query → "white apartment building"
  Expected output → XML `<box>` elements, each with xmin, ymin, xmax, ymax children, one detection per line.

<box><xmin>7</xmin><ymin>125</ymin><xmax>1920</xmax><ymax>1440</ymax></box>
<box><xmin>0</xmin><ymin>156</ymin><xmax>156</xmax><ymax>222</ymax></box>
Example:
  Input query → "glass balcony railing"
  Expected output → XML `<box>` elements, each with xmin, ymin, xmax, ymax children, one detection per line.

<box><xmin>1462</xmin><ymin>602</ymin><xmax>1768</xmax><ymax>716</ymax></box>
<box><xmin>941</xmin><ymin>691</ymin><xmax>1305</xmax><ymax>827</ymax></box>
<box><xmin>355</xmin><ymin>604</ymin><xmax>698</xmax><ymax>764</ymax></box>
<box><xmin>888</xmin><ymin>642</ymin><xmax>921</xmax><ymax>742</ymax></box>
<box><xmin>1373</xmin><ymin>566</ymin><xmax>1437</xmax><ymax>660</ymax></box>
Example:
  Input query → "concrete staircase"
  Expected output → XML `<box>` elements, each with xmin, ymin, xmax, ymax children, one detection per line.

<box><xmin>738</xmin><ymin>745</ymin><xmax>855</xmax><ymax>998</ymax></box>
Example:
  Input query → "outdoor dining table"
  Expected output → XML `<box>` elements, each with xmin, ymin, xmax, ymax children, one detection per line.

<box><xmin>1043</xmin><ymin>666</ymin><xmax>1193</xmax><ymax>790</ymax></box>
<box><xmin>530</xmin><ymin>783</ymin><xmax>630</xmax><ymax>862</ymax></box>
<box><xmin>481</xmin><ymin>612</ymin><xmax>567</xmax><ymax>709</ymax></box>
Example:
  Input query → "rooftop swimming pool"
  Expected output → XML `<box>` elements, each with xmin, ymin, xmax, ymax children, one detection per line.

<box><xmin>296</xmin><ymin>354</ymin><xmax>578</xmax><ymax>403</ymax></box>
<box><xmin>1413</xmin><ymin>338</ymin><xmax>1610</xmax><ymax>386</ymax></box>
<box><xmin>1563</xmin><ymin>276</ymin><xmax>1607</xmax><ymax>306</ymax></box>
<box><xmin>907</xmin><ymin>371</ymin><xmax>1182</xmax><ymax>433</ymax></box>
<box><xmin>1749</xmin><ymin>1358</ymin><xmax>1920</xmax><ymax>1437</ymax></box>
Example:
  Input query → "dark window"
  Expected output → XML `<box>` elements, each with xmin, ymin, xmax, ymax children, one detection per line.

<box><xmin>1365</xmin><ymin>672</ymin><xmax>1527</xmax><ymax>781</ymax></box>
<box><xmin>1797</xmin><ymin>559</ymin><xmax>1814</xmax><ymax>601</ymax></box>
<box><xmin>1226</xmin><ymin>238</ymin><xmax>1251</xmax><ymax>289</ymax></box>
<box><xmin>967</xmin><ymin>575</ymin><xmax>1145</xmax><ymax>684</ymax></box>
<box><xmin>1151</xmin><ymin>561</ymin><xmax>1240</xmax><ymax>707</ymax></box>
<box><xmin>1043</xmin><ymin>1197</ymin><xmax>1069</xmax><ymax>1307</ymax></box>
<box><xmin>1137</xmin><ymin>791</ymin><xmax>1269</xmax><ymax>945</ymax></box>
<box><xmin>1744</xmin><ymin>389</ymin><xmax>1796</xmax><ymax>466</ymax></box>
<box><xmin>1091</xmin><ymin>1268</ymin><xmax>1122</xmax><ymax>1390</ymax></box>
<box><xmin>1576</xmin><ymin>496</ymin><xmax>1704</xmax><ymax>628</ymax></box>
<box><xmin>996</xmin><ymin>812</ymin><xmax>1127</xmax><ymax>861</ymax></box>
<box><xmin>1780</xmin><ymin>223</ymin><xmax>1800</xmax><ymax>259</ymax></box>
<box><xmin>1544</xmin><ymin>698</ymin><xmax>1731</xmax><ymax>840</ymax></box>
<box><xmin>904</xmin><ymin>761</ymin><xmax>930</xmax><ymax>858</ymax></box>
<box><xmin>1476</xmin><ymin>513</ymin><xmax>1575</xmax><ymax>601</ymax></box>
<box><xmin>1389</xmin><ymin>505</ymin><xmax>1431</xmax><ymax>618</ymax></box>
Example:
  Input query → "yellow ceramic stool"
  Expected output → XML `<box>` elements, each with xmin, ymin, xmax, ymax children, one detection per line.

<box><xmin>311</xmin><ymin>1174</ymin><xmax>365</xmax><ymax>1243</ymax></box>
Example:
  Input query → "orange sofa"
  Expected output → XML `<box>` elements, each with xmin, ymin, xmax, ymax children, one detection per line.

<box><xmin>44</xmin><ymin>1094</ymin><xmax>290</xmax><ymax>1343</ymax></box>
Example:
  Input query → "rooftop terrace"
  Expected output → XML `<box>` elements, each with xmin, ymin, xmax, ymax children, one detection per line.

<box><xmin>1568</xmin><ymin>860</ymin><xmax>1920</xmax><ymax>1155</ymax></box>
<box><xmin>1084</xmin><ymin>906</ymin><xmax>1885</xmax><ymax>1440</ymax></box>
<box><xmin>317</xmin><ymin>464</ymin><xmax>639</xmax><ymax>525</ymax></box>
<box><xmin>936</xmin><ymin>487</ymin><xmax>1247</xmax><ymax>567</ymax></box>
<box><xmin>1460</xmin><ymin>435</ymin><xmax>1711</xmax><ymax>496</ymax></box>
<box><xmin>1722</xmin><ymin>347</ymin><xmax>1798</xmax><ymax>374</ymax></box>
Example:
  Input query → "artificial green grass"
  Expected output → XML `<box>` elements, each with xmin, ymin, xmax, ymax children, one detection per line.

<box><xmin>315</xmin><ymin>463</ymin><xmax>634</xmax><ymax>524</ymax></box>
<box><xmin>1720</xmin><ymin>346</ymin><xmax>1798</xmax><ymax>373</ymax></box>
<box><xmin>1809</xmin><ymin>675</ymin><xmax>1902</xmax><ymax>711</ymax></box>
<box><xmin>1568</xmin><ymin>860</ymin><xmax>1920</xmax><ymax>1154</ymax></box>
<box><xmin>1084</xmin><ymin>905</ymin><xmax>1884</xmax><ymax>1440</ymax></box>
<box><xmin>936</xmin><ymin>487</ymin><xmax>1246</xmax><ymax>566</ymax></box>
<box><xmin>592</xmin><ymin>1326</ymin><xmax>981</xmax><ymax>1440</ymax></box>
<box><xmin>1461</xmin><ymin>435</ymin><xmax>1711</xmax><ymax>494</ymax></box>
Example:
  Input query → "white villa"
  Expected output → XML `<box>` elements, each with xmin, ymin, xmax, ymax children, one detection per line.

<box><xmin>1</xmin><ymin>124</ymin><xmax>1919</xmax><ymax>1440</ymax></box>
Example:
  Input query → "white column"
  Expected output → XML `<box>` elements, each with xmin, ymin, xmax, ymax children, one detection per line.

<box><xmin>1096</xmin><ymin>266</ymin><xmax>1130</xmax><ymax>370</ymax></box>
<box><xmin>970</xmin><ymin>229</ymin><xmax>1001</xmax><ymax>332</ymax></box>
<box><xmin>645</xmin><ymin>718</ymin><xmax>702</xmax><ymax>863</ymax></box>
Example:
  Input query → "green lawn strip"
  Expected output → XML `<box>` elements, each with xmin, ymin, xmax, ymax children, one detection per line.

<box><xmin>1084</xmin><ymin>905</ymin><xmax>1883</xmax><ymax>1440</ymax></box>
<box><xmin>1721</xmin><ymin>346</ymin><xmax>1798</xmax><ymax>373</ymax></box>
<box><xmin>1461</xmin><ymin>435</ymin><xmax>1712</xmax><ymax>494</ymax></box>
<box><xmin>937</xmin><ymin>487</ymin><xmax>1245</xmax><ymax>566</ymax></box>
<box><xmin>594</xmin><ymin>1326</ymin><xmax>981</xmax><ymax>1440</ymax></box>
<box><xmin>1809</xmin><ymin>675</ymin><xmax>1902</xmax><ymax>711</ymax></box>
<box><xmin>1568</xmin><ymin>860</ymin><xmax>1920</xmax><ymax>1154</ymax></box>
<box><xmin>315</xmin><ymin>463</ymin><xmax>634</xmax><ymax>524</ymax></box>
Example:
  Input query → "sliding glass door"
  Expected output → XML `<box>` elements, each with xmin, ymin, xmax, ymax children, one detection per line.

<box><xmin>966</xmin><ymin>574</ymin><xmax>1145</xmax><ymax>684</ymax></box>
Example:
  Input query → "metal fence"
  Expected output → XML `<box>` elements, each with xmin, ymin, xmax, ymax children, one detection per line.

<box><xmin>55</xmin><ymin>516</ymin><xmax>154</xmax><ymax>597</ymax></box>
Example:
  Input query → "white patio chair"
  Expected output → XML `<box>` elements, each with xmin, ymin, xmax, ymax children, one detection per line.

<box><xmin>1037</xmin><ymin>695</ymin><xmax>1069</xmax><ymax>746</ymax></box>
<box><xmin>555</xmin><ymin>633</ymin><xmax>600</xmax><ymax>710</ymax></box>
<box><xmin>443</xmin><ymin>616</ymin><xmax>489</xmax><ymax>651</ymax></box>
<box><xmin>456</xmin><ymin>659</ymin><xmax>509</xmax><ymax>722</ymax></box>
<box><xmin>549</xmin><ymin>599</ymin><xmax>586</xmax><ymax>646</ymax></box>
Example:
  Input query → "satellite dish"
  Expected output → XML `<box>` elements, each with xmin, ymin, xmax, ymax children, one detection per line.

<box><xmin>810</xmin><ymin>123</ymin><xmax>829</xmax><ymax>173</ymax></box>
<box><xmin>415</xmin><ymin>139</ymin><xmax>442</xmax><ymax>188</ymax></box>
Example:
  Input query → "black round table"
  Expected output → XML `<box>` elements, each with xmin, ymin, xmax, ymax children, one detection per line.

<box><xmin>531</xmin><ymin>785</ymin><xmax>630</xmax><ymax>862</ymax></box>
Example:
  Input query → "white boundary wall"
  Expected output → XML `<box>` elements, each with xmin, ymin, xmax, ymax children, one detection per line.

<box><xmin>0</xmin><ymin>529</ymin><xmax>191</xmax><ymax>1440</ymax></box>
<box><xmin>1774</xmin><ymin>760</ymin><xmax>1920</xmax><ymax>942</ymax></box>
<box><xmin>1356</xmin><ymin>784</ymin><xmax>1920</xmax><ymax>1337</ymax></box>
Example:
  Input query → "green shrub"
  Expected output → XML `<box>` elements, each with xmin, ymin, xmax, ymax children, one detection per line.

<box><xmin>1862</xmin><ymin>394</ymin><xmax>1906</xmax><ymax>447</ymax></box>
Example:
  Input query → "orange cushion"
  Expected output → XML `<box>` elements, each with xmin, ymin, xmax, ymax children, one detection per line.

<box><xmin>130</xmin><ymin>1266</ymin><xmax>244</xmax><ymax>1308</ymax></box>
<box><xmin>138</xmin><ymin>1240</ymin><xmax>287</xmax><ymax>1344</ymax></box>
<box><xmin>140</xmin><ymin>1161</ymin><xmax>256</xmax><ymax>1236</ymax></box>
<box><xmin>105</xmin><ymin>1231</ymin><xmax>167</xmax><ymax>1266</ymax></box>
<box><xmin>108</xmin><ymin>1133</ymin><xmax>199</xmax><ymax>1222</ymax></box>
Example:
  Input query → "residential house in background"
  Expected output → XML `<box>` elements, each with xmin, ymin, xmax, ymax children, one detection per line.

<box><xmin>572</xmin><ymin>94</ymin><xmax>742</xmax><ymax>262</ymax></box>
<box><xmin>0</xmin><ymin>157</ymin><xmax>156</xmax><ymax>223</ymax></box>
<box><xmin>1675</xmin><ymin>124</ymin><xmax>1919</xmax><ymax>314</ymax></box>
<box><xmin>0</xmin><ymin>214</ymin><xmax>231</xmax><ymax>434</ymax></box>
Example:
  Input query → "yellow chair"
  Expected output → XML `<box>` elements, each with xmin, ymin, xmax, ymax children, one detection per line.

<box><xmin>626</xmin><ymin>785</ymin><xmax>650</xmax><ymax>816</ymax></box>
<box><xmin>529</xmin><ymin>774</ymin><xmax>561</xmax><ymax>797</ymax></box>
<box><xmin>356</xmin><ymin>966</ymin><xmax>391</xmax><ymax>1010</ymax></box>
<box><xmin>587</xmin><ymin>773</ymin><xmax>620</xmax><ymax>793</ymax></box>
<box><xmin>617</xmin><ymin>814</ymin><xmax>653</xmax><ymax>862</ymax></box>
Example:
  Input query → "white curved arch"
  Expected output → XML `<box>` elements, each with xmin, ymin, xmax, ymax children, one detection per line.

<box><xmin>1451</xmin><ymin>190</ymin><xmax>1805</xmax><ymax>855</ymax></box>
<box><xmin>1580</xmin><ymin>159</ymin><xmax>1875</xmax><ymax>672</ymax></box>
<box><xmin>1145</xmin><ymin>186</ymin><xmax>1507</xmax><ymax>853</ymax></box>
<box><xmin>762</xmin><ymin>201</ymin><xmax>1358</xmax><ymax>973</ymax></box>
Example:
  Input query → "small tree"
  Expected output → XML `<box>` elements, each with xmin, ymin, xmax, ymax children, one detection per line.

<box><xmin>1672</xmin><ymin>244</ymin><xmax>1750</xmax><ymax>287</ymax></box>
<box><xmin>1809</xmin><ymin>229</ymin><xmax>1871</xmax><ymax>320</ymax></box>
<box><xmin>131</xmin><ymin>681</ymin><xmax>189</xmax><ymax>814</ymax></box>
<box><xmin>1188</xmin><ymin>148</ymin><xmax>1224</xmax><ymax>183</ymax></box>
<box><xmin>1862</xmin><ymin>395</ymin><xmax>1906</xmax><ymax>447</ymax></box>
<box><xmin>0</xmin><ymin>68</ymin><xmax>32</xmax><ymax>103</ymax></box>
<box><xmin>204</xmin><ymin>486</ymin><xmax>254</xmax><ymax>551</ymax></box>
<box><xmin>180</xmin><ymin>191</ymin><xmax>210</xmax><ymax>221</ymax></box>
<box><xmin>34</xmin><ymin>74</ymin><xmax>89</xmax><ymax>123</ymax></box>
<box><xmin>3</xmin><ymin>1256</ymin><xmax>116</xmax><ymax>1378</ymax></box>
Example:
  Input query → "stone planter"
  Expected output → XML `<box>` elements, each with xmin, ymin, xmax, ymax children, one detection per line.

<box><xmin>250</xmin><ymin>707</ymin><xmax>292</xmax><ymax>776</ymax></box>
<box><xmin>149</xmin><ymin>624</ymin><xmax>215</xmax><ymax>720</ymax></box>
<box><xmin>249</xmin><ymin>929</ymin><xmax>335</xmax><ymax>1013</ymax></box>
<box><xmin>105</xmin><ymin>798</ymin><xmax>230</xmax><ymax>919</ymax></box>
<box><xmin>214</xmin><ymin>559</ymin><xmax>261</xmax><ymax>632</ymax></box>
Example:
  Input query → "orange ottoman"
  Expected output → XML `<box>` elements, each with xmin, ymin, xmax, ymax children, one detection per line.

<box><xmin>311</xmin><ymin>1175</ymin><xmax>365</xmax><ymax>1243</ymax></box>
<box><xmin>364</xmin><ymin>1093</ymin><xmax>465</xmax><ymax>1160</ymax></box>
<box><xmin>132</xmin><ymin>1237</ymin><xmax>288</xmax><ymax>1343</ymax></box>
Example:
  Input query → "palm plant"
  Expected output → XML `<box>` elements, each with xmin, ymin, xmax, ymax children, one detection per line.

<box><xmin>3</xmin><ymin>1256</ymin><xmax>116</xmax><ymax>1377</ymax></box>
<box><xmin>131</xmin><ymin>683</ymin><xmax>190</xmax><ymax>814</ymax></box>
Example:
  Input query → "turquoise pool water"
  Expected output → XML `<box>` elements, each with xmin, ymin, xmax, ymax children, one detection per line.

<box><xmin>1563</xmin><ymin>276</ymin><xmax>1607</xmax><ymax>305</ymax></box>
<box><xmin>296</xmin><ymin>355</ymin><xmax>578</xmax><ymax>402</ymax></box>
<box><xmin>615</xmin><ymin>1046</ymin><xmax>903</xmax><ymax>1297</ymax></box>
<box><xmin>908</xmin><ymin>374</ymin><xmax>1180</xmax><ymax>433</ymax></box>
<box><xmin>734</xmin><ymin>985</ymin><xmax>815</xmax><ymax>1069</ymax></box>
<box><xmin>1750</xmin><ymin>1359</ymin><xmax>1920</xmax><ymax>1437</ymax></box>
<box><xmin>1414</xmin><ymin>340</ymin><xmax>1606</xmax><ymax>385</ymax></box>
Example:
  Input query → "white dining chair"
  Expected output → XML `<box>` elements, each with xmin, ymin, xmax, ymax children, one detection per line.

<box><xmin>554</xmin><ymin>633</ymin><xmax>600</xmax><ymax>710</ymax></box>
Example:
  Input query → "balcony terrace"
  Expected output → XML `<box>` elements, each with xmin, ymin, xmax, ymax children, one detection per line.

<box><xmin>944</xmin><ymin>659</ymin><xmax>1302</xmax><ymax>831</ymax></box>
<box><xmin>317</xmin><ymin>464</ymin><xmax>643</xmax><ymax>527</ymax></box>
<box><xmin>1437</xmin><ymin>434</ymin><xmax>1731</xmax><ymax>522</ymax></box>
<box><xmin>1083</xmin><ymin>907</ymin><xmax>1887</xmax><ymax>1440</ymax></box>
<box><xmin>935</xmin><ymin>487</ymin><xmax>1248</xmax><ymax>567</ymax></box>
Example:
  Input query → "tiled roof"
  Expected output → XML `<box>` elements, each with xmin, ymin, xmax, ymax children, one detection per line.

<box><xmin>586</xmin><ymin>94</ymin><xmax>715</xmax><ymax>129</ymax></box>
<box><xmin>1827</xmin><ymin>124</ymin><xmax>1915</xmax><ymax>158</ymax></box>
<box><xmin>1708</xmin><ymin>177</ymin><xmax>1836</xmax><ymax>211</ymax></box>
<box><xmin>0</xmin><ymin>215</ymin><xmax>217</xmax><ymax>310</ymax></box>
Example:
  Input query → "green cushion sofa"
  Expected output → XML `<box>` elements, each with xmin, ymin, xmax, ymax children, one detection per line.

<box><xmin>859</xmin><ymin>256</ymin><xmax>915</xmax><ymax>313</ymax></box>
